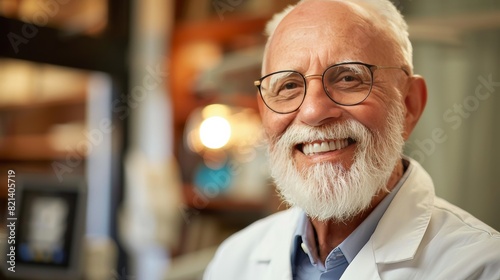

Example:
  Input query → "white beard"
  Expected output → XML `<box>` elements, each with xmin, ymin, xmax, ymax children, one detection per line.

<box><xmin>268</xmin><ymin>101</ymin><xmax>405</xmax><ymax>222</ymax></box>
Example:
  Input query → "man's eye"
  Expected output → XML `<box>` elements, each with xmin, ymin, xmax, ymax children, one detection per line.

<box><xmin>335</xmin><ymin>71</ymin><xmax>364</xmax><ymax>82</ymax></box>
<box><xmin>273</xmin><ymin>80</ymin><xmax>303</xmax><ymax>99</ymax></box>
<box><xmin>282</xmin><ymin>82</ymin><xmax>298</xmax><ymax>90</ymax></box>
<box><xmin>341</xmin><ymin>75</ymin><xmax>358</xmax><ymax>82</ymax></box>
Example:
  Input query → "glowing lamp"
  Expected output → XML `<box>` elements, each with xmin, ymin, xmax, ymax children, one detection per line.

<box><xmin>199</xmin><ymin>116</ymin><xmax>231</xmax><ymax>149</ymax></box>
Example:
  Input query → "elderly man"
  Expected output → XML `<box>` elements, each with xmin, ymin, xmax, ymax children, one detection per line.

<box><xmin>204</xmin><ymin>0</ymin><xmax>500</xmax><ymax>279</ymax></box>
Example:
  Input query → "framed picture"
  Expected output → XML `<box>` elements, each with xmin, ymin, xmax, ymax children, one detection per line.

<box><xmin>2</xmin><ymin>175</ymin><xmax>87</xmax><ymax>280</ymax></box>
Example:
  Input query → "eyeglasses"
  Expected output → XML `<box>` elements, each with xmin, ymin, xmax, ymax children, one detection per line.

<box><xmin>254</xmin><ymin>62</ymin><xmax>409</xmax><ymax>114</ymax></box>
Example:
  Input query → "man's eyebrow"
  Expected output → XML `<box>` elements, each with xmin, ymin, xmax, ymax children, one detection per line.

<box><xmin>267</xmin><ymin>71</ymin><xmax>297</xmax><ymax>91</ymax></box>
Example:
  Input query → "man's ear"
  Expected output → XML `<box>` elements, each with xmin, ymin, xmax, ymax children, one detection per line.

<box><xmin>403</xmin><ymin>75</ymin><xmax>427</xmax><ymax>140</ymax></box>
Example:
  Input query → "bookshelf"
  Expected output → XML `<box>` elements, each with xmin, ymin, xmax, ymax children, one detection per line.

<box><xmin>0</xmin><ymin>0</ymin><xmax>131</xmax><ymax>277</ymax></box>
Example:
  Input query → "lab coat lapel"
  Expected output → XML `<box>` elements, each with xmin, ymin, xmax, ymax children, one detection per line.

<box><xmin>341</xmin><ymin>159</ymin><xmax>434</xmax><ymax>279</ymax></box>
<box><xmin>249</xmin><ymin>208</ymin><xmax>301</xmax><ymax>280</ymax></box>
<box><xmin>371</xmin><ymin>159</ymin><xmax>434</xmax><ymax>264</ymax></box>
<box><xmin>341</xmin><ymin>238</ymin><xmax>381</xmax><ymax>279</ymax></box>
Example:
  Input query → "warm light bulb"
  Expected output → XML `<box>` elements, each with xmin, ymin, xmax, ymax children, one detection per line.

<box><xmin>199</xmin><ymin>116</ymin><xmax>231</xmax><ymax>149</ymax></box>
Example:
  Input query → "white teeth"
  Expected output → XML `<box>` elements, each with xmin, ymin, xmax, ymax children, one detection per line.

<box><xmin>302</xmin><ymin>139</ymin><xmax>350</xmax><ymax>156</ymax></box>
<box><xmin>313</xmin><ymin>143</ymin><xmax>321</xmax><ymax>153</ymax></box>
<box><xmin>320</xmin><ymin>142</ymin><xmax>329</xmax><ymax>152</ymax></box>
<box><xmin>329</xmin><ymin>141</ymin><xmax>336</xmax><ymax>150</ymax></box>
<box><xmin>303</xmin><ymin>144</ymin><xmax>310</xmax><ymax>155</ymax></box>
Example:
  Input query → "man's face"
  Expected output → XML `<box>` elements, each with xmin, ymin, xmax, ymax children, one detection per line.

<box><xmin>260</xmin><ymin>1</ymin><xmax>410</xmax><ymax>221</ymax></box>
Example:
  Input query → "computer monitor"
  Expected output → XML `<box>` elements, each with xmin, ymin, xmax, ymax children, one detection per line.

<box><xmin>1</xmin><ymin>175</ymin><xmax>87</xmax><ymax>280</ymax></box>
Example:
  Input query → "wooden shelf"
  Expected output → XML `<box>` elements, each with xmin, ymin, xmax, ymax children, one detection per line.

<box><xmin>0</xmin><ymin>134</ymin><xmax>80</xmax><ymax>161</ymax></box>
<box><xmin>183</xmin><ymin>185</ymin><xmax>266</xmax><ymax>212</ymax></box>
<box><xmin>0</xmin><ymin>93</ymin><xmax>88</xmax><ymax>161</ymax></box>
<box><xmin>0</xmin><ymin>93</ymin><xmax>86</xmax><ymax>111</ymax></box>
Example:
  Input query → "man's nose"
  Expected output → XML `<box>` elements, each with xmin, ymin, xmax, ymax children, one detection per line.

<box><xmin>296</xmin><ymin>78</ymin><xmax>343</xmax><ymax>126</ymax></box>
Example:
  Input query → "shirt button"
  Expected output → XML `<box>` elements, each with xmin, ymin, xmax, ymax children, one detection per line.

<box><xmin>300</xmin><ymin>243</ymin><xmax>310</xmax><ymax>255</ymax></box>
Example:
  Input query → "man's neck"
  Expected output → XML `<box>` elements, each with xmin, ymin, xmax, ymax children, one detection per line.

<box><xmin>310</xmin><ymin>159</ymin><xmax>405</xmax><ymax>263</ymax></box>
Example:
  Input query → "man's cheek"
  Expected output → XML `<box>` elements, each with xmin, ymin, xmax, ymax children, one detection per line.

<box><xmin>270</xmin><ymin>116</ymin><xmax>293</xmax><ymax>136</ymax></box>
<box><xmin>262</xmin><ymin>120</ymin><xmax>281</xmax><ymax>140</ymax></box>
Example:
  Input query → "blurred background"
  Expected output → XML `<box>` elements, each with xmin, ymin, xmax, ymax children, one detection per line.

<box><xmin>0</xmin><ymin>0</ymin><xmax>498</xmax><ymax>279</ymax></box>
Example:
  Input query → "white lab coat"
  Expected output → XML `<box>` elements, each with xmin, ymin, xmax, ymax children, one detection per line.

<box><xmin>204</xmin><ymin>158</ymin><xmax>500</xmax><ymax>280</ymax></box>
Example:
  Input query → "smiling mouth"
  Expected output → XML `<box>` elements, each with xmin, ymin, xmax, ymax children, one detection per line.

<box><xmin>299</xmin><ymin>138</ymin><xmax>356</xmax><ymax>156</ymax></box>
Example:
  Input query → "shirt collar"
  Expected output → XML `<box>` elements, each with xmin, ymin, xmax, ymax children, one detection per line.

<box><xmin>291</xmin><ymin>158</ymin><xmax>412</xmax><ymax>266</ymax></box>
<box><xmin>292</xmin><ymin>210</ymin><xmax>321</xmax><ymax>268</ymax></box>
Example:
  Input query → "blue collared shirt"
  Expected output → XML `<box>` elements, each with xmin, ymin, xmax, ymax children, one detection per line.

<box><xmin>291</xmin><ymin>160</ymin><xmax>412</xmax><ymax>280</ymax></box>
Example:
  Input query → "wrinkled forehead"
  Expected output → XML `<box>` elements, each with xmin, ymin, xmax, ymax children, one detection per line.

<box><xmin>264</xmin><ymin>1</ymin><xmax>391</xmax><ymax>73</ymax></box>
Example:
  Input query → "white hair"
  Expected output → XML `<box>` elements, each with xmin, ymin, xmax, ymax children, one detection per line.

<box><xmin>263</xmin><ymin>0</ymin><xmax>413</xmax><ymax>72</ymax></box>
